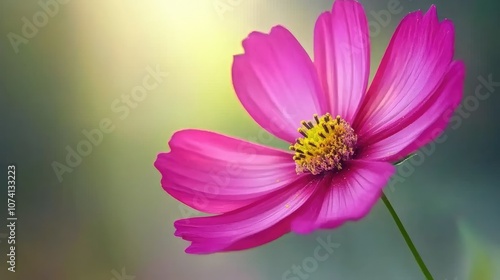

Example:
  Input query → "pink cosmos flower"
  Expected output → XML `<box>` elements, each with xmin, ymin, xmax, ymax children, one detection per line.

<box><xmin>155</xmin><ymin>0</ymin><xmax>464</xmax><ymax>254</ymax></box>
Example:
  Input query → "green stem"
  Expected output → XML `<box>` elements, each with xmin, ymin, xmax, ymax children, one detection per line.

<box><xmin>381</xmin><ymin>192</ymin><xmax>434</xmax><ymax>280</ymax></box>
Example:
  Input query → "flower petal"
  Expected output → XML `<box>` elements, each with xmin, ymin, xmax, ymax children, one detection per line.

<box><xmin>291</xmin><ymin>160</ymin><xmax>395</xmax><ymax>234</ymax></box>
<box><xmin>359</xmin><ymin>61</ymin><xmax>465</xmax><ymax>161</ymax></box>
<box><xmin>154</xmin><ymin>129</ymin><xmax>300</xmax><ymax>214</ymax></box>
<box><xmin>354</xmin><ymin>6</ymin><xmax>455</xmax><ymax>143</ymax></box>
<box><xmin>174</xmin><ymin>175</ymin><xmax>320</xmax><ymax>254</ymax></box>
<box><xmin>232</xmin><ymin>25</ymin><xmax>327</xmax><ymax>143</ymax></box>
<box><xmin>314</xmin><ymin>0</ymin><xmax>370</xmax><ymax>123</ymax></box>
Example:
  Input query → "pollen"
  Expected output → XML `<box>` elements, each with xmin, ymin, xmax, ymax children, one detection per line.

<box><xmin>290</xmin><ymin>113</ymin><xmax>357</xmax><ymax>175</ymax></box>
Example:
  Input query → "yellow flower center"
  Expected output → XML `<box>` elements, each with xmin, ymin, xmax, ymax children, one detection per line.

<box><xmin>290</xmin><ymin>113</ymin><xmax>357</xmax><ymax>175</ymax></box>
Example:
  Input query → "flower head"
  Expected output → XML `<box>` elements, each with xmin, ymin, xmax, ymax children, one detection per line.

<box><xmin>154</xmin><ymin>0</ymin><xmax>465</xmax><ymax>254</ymax></box>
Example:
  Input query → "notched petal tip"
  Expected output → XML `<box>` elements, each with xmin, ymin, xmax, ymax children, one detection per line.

<box><xmin>173</xmin><ymin>229</ymin><xmax>182</xmax><ymax>238</ymax></box>
<box><xmin>173</xmin><ymin>219</ymin><xmax>183</xmax><ymax>227</ymax></box>
<box><xmin>269</xmin><ymin>25</ymin><xmax>287</xmax><ymax>33</ymax></box>
<box><xmin>332</xmin><ymin>0</ymin><xmax>361</xmax><ymax>4</ymax></box>
<box><xmin>231</xmin><ymin>54</ymin><xmax>246</xmax><ymax>72</ymax></box>
<box><xmin>184</xmin><ymin>247</ymin><xmax>198</xmax><ymax>254</ymax></box>
<box><xmin>440</xmin><ymin>18</ymin><xmax>455</xmax><ymax>27</ymax></box>
<box><xmin>331</xmin><ymin>0</ymin><xmax>365</xmax><ymax>15</ymax></box>
<box><xmin>423</xmin><ymin>4</ymin><xmax>439</xmax><ymax>25</ymax></box>
<box><xmin>425</xmin><ymin>4</ymin><xmax>455</xmax><ymax>27</ymax></box>
<box><xmin>173</xmin><ymin>219</ymin><xmax>196</xmax><ymax>238</ymax></box>
<box><xmin>241</xmin><ymin>25</ymin><xmax>288</xmax><ymax>52</ymax></box>
<box><xmin>232</xmin><ymin>53</ymin><xmax>244</xmax><ymax>61</ymax></box>
<box><xmin>427</xmin><ymin>4</ymin><xmax>437</xmax><ymax>15</ymax></box>
<box><xmin>397</xmin><ymin>10</ymin><xmax>423</xmax><ymax>27</ymax></box>
<box><xmin>153</xmin><ymin>153</ymin><xmax>163</xmax><ymax>168</ymax></box>
<box><xmin>168</xmin><ymin>129</ymin><xmax>195</xmax><ymax>146</ymax></box>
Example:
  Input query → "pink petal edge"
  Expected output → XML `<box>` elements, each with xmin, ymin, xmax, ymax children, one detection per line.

<box><xmin>291</xmin><ymin>160</ymin><xmax>395</xmax><ymax>234</ymax></box>
<box><xmin>314</xmin><ymin>0</ymin><xmax>370</xmax><ymax>123</ymax></box>
<box><xmin>361</xmin><ymin>60</ymin><xmax>465</xmax><ymax>161</ymax></box>
<box><xmin>355</xmin><ymin>6</ymin><xmax>455</xmax><ymax>146</ymax></box>
<box><xmin>154</xmin><ymin>129</ymin><xmax>301</xmax><ymax>214</ymax></box>
<box><xmin>232</xmin><ymin>25</ymin><xmax>327</xmax><ymax>143</ymax></box>
<box><xmin>174</xmin><ymin>175</ymin><xmax>319</xmax><ymax>254</ymax></box>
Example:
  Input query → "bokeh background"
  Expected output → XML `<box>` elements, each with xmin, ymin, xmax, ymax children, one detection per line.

<box><xmin>1</xmin><ymin>0</ymin><xmax>499</xmax><ymax>279</ymax></box>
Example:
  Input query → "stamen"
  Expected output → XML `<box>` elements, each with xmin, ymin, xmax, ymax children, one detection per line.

<box><xmin>314</xmin><ymin>114</ymin><xmax>320</xmax><ymax>124</ymax></box>
<box><xmin>322</xmin><ymin>123</ymin><xmax>329</xmax><ymax>133</ymax></box>
<box><xmin>301</xmin><ymin>121</ymin><xmax>311</xmax><ymax>129</ymax></box>
<box><xmin>298</xmin><ymin>129</ymin><xmax>308</xmax><ymax>138</ymax></box>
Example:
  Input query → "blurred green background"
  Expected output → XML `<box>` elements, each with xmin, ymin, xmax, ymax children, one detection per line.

<box><xmin>1</xmin><ymin>0</ymin><xmax>499</xmax><ymax>279</ymax></box>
